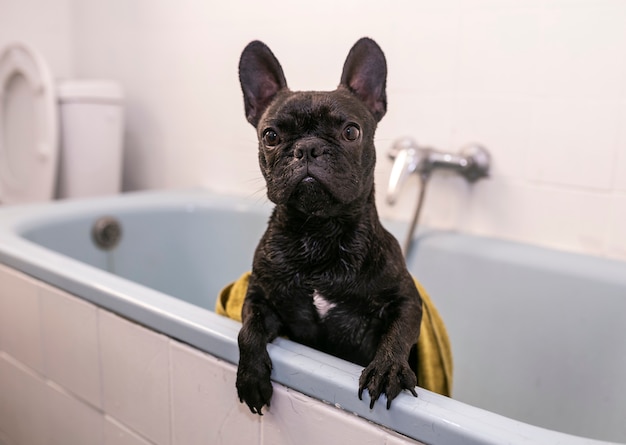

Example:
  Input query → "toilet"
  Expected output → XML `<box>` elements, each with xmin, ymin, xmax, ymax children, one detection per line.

<box><xmin>0</xmin><ymin>43</ymin><xmax>124</xmax><ymax>205</ymax></box>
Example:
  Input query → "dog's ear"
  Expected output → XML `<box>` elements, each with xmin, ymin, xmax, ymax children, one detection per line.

<box><xmin>239</xmin><ymin>41</ymin><xmax>287</xmax><ymax>127</ymax></box>
<box><xmin>340</xmin><ymin>38</ymin><xmax>387</xmax><ymax>122</ymax></box>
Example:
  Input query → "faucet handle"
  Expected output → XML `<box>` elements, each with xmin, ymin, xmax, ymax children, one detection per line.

<box><xmin>459</xmin><ymin>144</ymin><xmax>491</xmax><ymax>182</ymax></box>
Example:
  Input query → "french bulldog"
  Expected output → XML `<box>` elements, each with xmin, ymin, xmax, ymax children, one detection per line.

<box><xmin>236</xmin><ymin>37</ymin><xmax>422</xmax><ymax>415</ymax></box>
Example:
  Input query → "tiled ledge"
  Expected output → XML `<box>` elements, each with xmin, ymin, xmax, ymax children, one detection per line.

<box><xmin>0</xmin><ymin>264</ymin><xmax>422</xmax><ymax>445</ymax></box>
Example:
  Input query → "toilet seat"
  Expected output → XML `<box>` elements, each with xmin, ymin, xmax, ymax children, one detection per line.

<box><xmin>0</xmin><ymin>43</ymin><xmax>58</xmax><ymax>204</ymax></box>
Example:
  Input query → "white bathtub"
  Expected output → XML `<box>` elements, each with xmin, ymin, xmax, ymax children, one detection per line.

<box><xmin>0</xmin><ymin>189</ymin><xmax>624</xmax><ymax>444</ymax></box>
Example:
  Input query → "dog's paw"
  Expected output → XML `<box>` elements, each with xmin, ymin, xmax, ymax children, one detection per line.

<box><xmin>236</xmin><ymin>350</ymin><xmax>273</xmax><ymax>415</ymax></box>
<box><xmin>358</xmin><ymin>357</ymin><xmax>418</xmax><ymax>409</ymax></box>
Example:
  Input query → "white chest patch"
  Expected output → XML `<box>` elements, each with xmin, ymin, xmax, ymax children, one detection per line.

<box><xmin>312</xmin><ymin>290</ymin><xmax>336</xmax><ymax>319</ymax></box>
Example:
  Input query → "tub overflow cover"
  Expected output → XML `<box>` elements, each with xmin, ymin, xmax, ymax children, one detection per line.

<box><xmin>92</xmin><ymin>216</ymin><xmax>122</xmax><ymax>250</ymax></box>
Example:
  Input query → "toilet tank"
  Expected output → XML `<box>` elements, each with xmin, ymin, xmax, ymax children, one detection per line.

<box><xmin>56</xmin><ymin>80</ymin><xmax>124</xmax><ymax>199</ymax></box>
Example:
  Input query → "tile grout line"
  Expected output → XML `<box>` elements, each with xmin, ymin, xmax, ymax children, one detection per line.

<box><xmin>168</xmin><ymin>339</ymin><xmax>175</xmax><ymax>445</ymax></box>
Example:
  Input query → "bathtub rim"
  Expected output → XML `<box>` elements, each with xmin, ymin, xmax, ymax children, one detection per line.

<box><xmin>0</xmin><ymin>188</ymin><xmax>619</xmax><ymax>445</ymax></box>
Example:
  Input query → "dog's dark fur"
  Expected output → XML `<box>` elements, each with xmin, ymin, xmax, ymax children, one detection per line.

<box><xmin>236</xmin><ymin>38</ymin><xmax>422</xmax><ymax>415</ymax></box>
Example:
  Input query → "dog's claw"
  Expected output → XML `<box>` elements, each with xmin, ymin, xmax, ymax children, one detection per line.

<box><xmin>359</xmin><ymin>357</ymin><xmax>418</xmax><ymax>410</ymax></box>
<box><xmin>243</xmin><ymin>398</ymin><xmax>268</xmax><ymax>416</ymax></box>
<box><xmin>370</xmin><ymin>396</ymin><xmax>378</xmax><ymax>410</ymax></box>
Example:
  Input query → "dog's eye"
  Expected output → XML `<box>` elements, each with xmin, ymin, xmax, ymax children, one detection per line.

<box><xmin>262</xmin><ymin>129</ymin><xmax>281</xmax><ymax>147</ymax></box>
<box><xmin>342</xmin><ymin>124</ymin><xmax>360</xmax><ymax>141</ymax></box>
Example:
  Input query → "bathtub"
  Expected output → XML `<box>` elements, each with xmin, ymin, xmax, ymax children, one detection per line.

<box><xmin>0</xmin><ymin>189</ymin><xmax>624</xmax><ymax>445</ymax></box>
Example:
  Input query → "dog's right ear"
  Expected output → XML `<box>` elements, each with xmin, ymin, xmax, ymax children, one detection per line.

<box><xmin>239</xmin><ymin>41</ymin><xmax>287</xmax><ymax>127</ymax></box>
<box><xmin>340</xmin><ymin>38</ymin><xmax>387</xmax><ymax>122</ymax></box>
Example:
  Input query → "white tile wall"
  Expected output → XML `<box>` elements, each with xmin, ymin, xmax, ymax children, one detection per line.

<box><xmin>614</xmin><ymin>105</ymin><xmax>626</xmax><ymax>192</ymax></box>
<box><xmin>0</xmin><ymin>265</ymin><xmax>425</xmax><ymax>445</ymax></box>
<box><xmin>40</xmin><ymin>284</ymin><xmax>102</xmax><ymax>408</ymax></box>
<box><xmin>45</xmin><ymin>381</ymin><xmax>104</xmax><ymax>444</ymax></box>
<box><xmin>0</xmin><ymin>0</ymin><xmax>74</xmax><ymax>78</ymax></box>
<box><xmin>538</xmin><ymin>4</ymin><xmax>626</xmax><ymax>101</ymax></box>
<box><xmin>60</xmin><ymin>0</ymin><xmax>626</xmax><ymax>262</ymax></box>
<box><xmin>99</xmin><ymin>311</ymin><xmax>171</xmax><ymax>445</ymax></box>
<box><xmin>0</xmin><ymin>431</ymin><xmax>11</xmax><ymax>445</ymax></box>
<box><xmin>388</xmin><ymin>7</ymin><xmax>460</xmax><ymax>95</ymax></box>
<box><xmin>527</xmin><ymin>99</ymin><xmax>620</xmax><ymax>190</ymax></box>
<box><xmin>457</xmin><ymin>177</ymin><xmax>613</xmax><ymax>255</ymax></box>
<box><xmin>0</xmin><ymin>354</ymin><xmax>50</xmax><ymax>445</ymax></box>
<box><xmin>262</xmin><ymin>385</ymin><xmax>388</xmax><ymax>445</ymax></box>
<box><xmin>0</xmin><ymin>266</ymin><xmax>44</xmax><ymax>373</ymax></box>
<box><xmin>170</xmin><ymin>342</ymin><xmax>260</xmax><ymax>445</ymax></box>
<box><xmin>608</xmin><ymin>194</ymin><xmax>626</xmax><ymax>259</ymax></box>
<box><xmin>104</xmin><ymin>416</ymin><xmax>153</xmax><ymax>445</ymax></box>
<box><xmin>453</xmin><ymin>95</ymin><xmax>534</xmax><ymax>180</ymax></box>
<box><xmin>457</xmin><ymin>7</ymin><xmax>542</xmax><ymax>97</ymax></box>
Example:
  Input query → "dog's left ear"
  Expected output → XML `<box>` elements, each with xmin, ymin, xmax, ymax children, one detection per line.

<box><xmin>340</xmin><ymin>38</ymin><xmax>387</xmax><ymax>122</ymax></box>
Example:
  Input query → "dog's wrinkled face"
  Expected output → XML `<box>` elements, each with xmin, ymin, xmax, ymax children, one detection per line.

<box><xmin>239</xmin><ymin>38</ymin><xmax>387</xmax><ymax>217</ymax></box>
<box><xmin>256</xmin><ymin>89</ymin><xmax>377</xmax><ymax>216</ymax></box>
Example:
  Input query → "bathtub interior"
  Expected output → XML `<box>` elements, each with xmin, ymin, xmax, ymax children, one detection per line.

<box><xmin>409</xmin><ymin>233</ymin><xmax>626</xmax><ymax>443</ymax></box>
<box><xmin>11</xmin><ymin>192</ymin><xmax>626</xmax><ymax>444</ymax></box>
<box><xmin>21</xmin><ymin>207</ymin><xmax>269</xmax><ymax>310</ymax></box>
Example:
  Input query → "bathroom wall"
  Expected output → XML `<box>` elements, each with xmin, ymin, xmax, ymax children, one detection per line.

<box><xmin>0</xmin><ymin>0</ymin><xmax>74</xmax><ymax>78</ymax></box>
<box><xmin>4</xmin><ymin>0</ymin><xmax>626</xmax><ymax>261</ymax></box>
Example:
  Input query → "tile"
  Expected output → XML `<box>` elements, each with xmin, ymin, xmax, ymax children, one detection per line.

<box><xmin>538</xmin><ymin>5</ymin><xmax>626</xmax><ymax>100</ymax></box>
<box><xmin>389</xmin><ymin>7</ymin><xmax>460</xmax><ymax>94</ymax></box>
<box><xmin>0</xmin><ymin>431</ymin><xmax>12</xmax><ymax>445</ymax></box>
<box><xmin>0</xmin><ymin>357</ymin><xmax>104</xmax><ymax>445</ymax></box>
<box><xmin>607</xmin><ymin>193</ymin><xmax>626</xmax><ymax>260</ymax></box>
<box><xmin>613</xmin><ymin>104</ymin><xmax>626</xmax><ymax>192</ymax></box>
<box><xmin>383</xmin><ymin>91</ymin><xmax>456</xmax><ymax>151</ymax></box>
<box><xmin>460</xmin><ymin>0</ymin><xmax>543</xmax><ymax>9</ymax></box>
<box><xmin>40</xmin><ymin>285</ymin><xmax>102</xmax><ymax>408</ymax></box>
<box><xmin>0</xmin><ymin>354</ymin><xmax>48</xmax><ymax>445</ymax></box>
<box><xmin>544</xmin><ymin>0</ymin><xmax>625</xmax><ymax>7</ymax></box>
<box><xmin>407</xmin><ymin>0</ymin><xmax>462</xmax><ymax>11</ymax></box>
<box><xmin>0</xmin><ymin>265</ymin><xmax>44</xmax><ymax>373</ymax></box>
<box><xmin>527</xmin><ymin>99</ymin><xmax>620</xmax><ymax>190</ymax></box>
<box><xmin>418</xmin><ymin>174</ymin><xmax>470</xmax><ymax>231</ymax></box>
<box><xmin>463</xmin><ymin>178</ymin><xmax>611</xmax><ymax>256</ymax></box>
<box><xmin>262</xmin><ymin>384</ymin><xmax>387</xmax><ymax>445</ymax></box>
<box><xmin>45</xmin><ymin>382</ymin><xmax>104</xmax><ymax>445</ymax></box>
<box><xmin>452</xmin><ymin>95</ymin><xmax>534</xmax><ymax>180</ymax></box>
<box><xmin>0</xmin><ymin>354</ymin><xmax>23</xmax><ymax>444</ymax></box>
<box><xmin>457</xmin><ymin>7</ymin><xmax>542</xmax><ymax>96</ymax></box>
<box><xmin>104</xmin><ymin>416</ymin><xmax>153</xmax><ymax>445</ymax></box>
<box><xmin>99</xmin><ymin>310</ymin><xmax>171</xmax><ymax>445</ymax></box>
<box><xmin>170</xmin><ymin>341</ymin><xmax>260</xmax><ymax>445</ymax></box>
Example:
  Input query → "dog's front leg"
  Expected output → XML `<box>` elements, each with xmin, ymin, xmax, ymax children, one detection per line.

<box><xmin>236</xmin><ymin>287</ymin><xmax>282</xmax><ymax>415</ymax></box>
<box><xmin>358</xmin><ymin>295</ymin><xmax>421</xmax><ymax>409</ymax></box>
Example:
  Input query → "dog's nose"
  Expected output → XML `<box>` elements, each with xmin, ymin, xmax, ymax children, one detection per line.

<box><xmin>294</xmin><ymin>140</ymin><xmax>325</xmax><ymax>160</ymax></box>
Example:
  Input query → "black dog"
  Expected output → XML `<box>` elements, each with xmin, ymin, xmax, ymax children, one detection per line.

<box><xmin>236</xmin><ymin>38</ymin><xmax>422</xmax><ymax>415</ymax></box>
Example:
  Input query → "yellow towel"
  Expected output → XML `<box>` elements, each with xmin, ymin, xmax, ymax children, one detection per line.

<box><xmin>216</xmin><ymin>272</ymin><xmax>453</xmax><ymax>397</ymax></box>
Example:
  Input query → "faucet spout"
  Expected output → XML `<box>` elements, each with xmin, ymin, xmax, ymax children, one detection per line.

<box><xmin>386</xmin><ymin>138</ymin><xmax>428</xmax><ymax>205</ymax></box>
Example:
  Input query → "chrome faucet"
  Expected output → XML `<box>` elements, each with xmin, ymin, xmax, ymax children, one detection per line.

<box><xmin>387</xmin><ymin>137</ymin><xmax>491</xmax><ymax>256</ymax></box>
<box><xmin>387</xmin><ymin>138</ymin><xmax>490</xmax><ymax>204</ymax></box>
